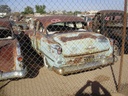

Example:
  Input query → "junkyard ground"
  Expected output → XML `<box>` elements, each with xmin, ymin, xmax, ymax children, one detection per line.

<box><xmin>0</xmin><ymin>55</ymin><xmax>128</xmax><ymax>96</ymax></box>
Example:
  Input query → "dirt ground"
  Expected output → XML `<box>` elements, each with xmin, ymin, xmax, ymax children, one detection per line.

<box><xmin>0</xmin><ymin>55</ymin><xmax>128</xmax><ymax>96</ymax></box>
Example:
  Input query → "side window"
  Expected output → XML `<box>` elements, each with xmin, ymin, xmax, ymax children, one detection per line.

<box><xmin>39</xmin><ymin>23</ymin><xmax>44</xmax><ymax>33</ymax></box>
<box><xmin>0</xmin><ymin>28</ymin><xmax>12</xmax><ymax>39</ymax></box>
<box><xmin>66</xmin><ymin>22</ymin><xmax>74</xmax><ymax>28</ymax></box>
<box><xmin>76</xmin><ymin>22</ymin><xmax>83</xmax><ymax>28</ymax></box>
<box><xmin>29</xmin><ymin>19</ymin><xmax>35</xmax><ymax>30</ymax></box>
<box><xmin>35</xmin><ymin>21</ymin><xmax>44</xmax><ymax>33</ymax></box>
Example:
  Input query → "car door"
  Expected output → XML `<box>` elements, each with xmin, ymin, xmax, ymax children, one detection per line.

<box><xmin>35</xmin><ymin>21</ymin><xmax>51</xmax><ymax>58</ymax></box>
<box><xmin>39</xmin><ymin>28</ymin><xmax>55</xmax><ymax>62</ymax></box>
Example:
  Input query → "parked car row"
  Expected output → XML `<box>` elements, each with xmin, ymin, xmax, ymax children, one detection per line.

<box><xmin>0</xmin><ymin>14</ymin><xmax>117</xmax><ymax>81</ymax></box>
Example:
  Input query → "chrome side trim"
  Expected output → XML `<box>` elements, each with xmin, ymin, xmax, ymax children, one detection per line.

<box><xmin>0</xmin><ymin>68</ymin><xmax>27</xmax><ymax>81</ymax></box>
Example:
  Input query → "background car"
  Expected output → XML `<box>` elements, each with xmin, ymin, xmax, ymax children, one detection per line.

<box><xmin>92</xmin><ymin>10</ymin><xmax>128</xmax><ymax>54</ymax></box>
<box><xmin>0</xmin><ymin>19</ymin><xmax>27</xmax><ymax>81</ymax></box>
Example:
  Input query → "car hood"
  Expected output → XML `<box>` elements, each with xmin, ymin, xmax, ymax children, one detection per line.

<box><xmin>53</xmin><ymin>31</ymin><xmax>112</xmax><ymax>56</ymax></box>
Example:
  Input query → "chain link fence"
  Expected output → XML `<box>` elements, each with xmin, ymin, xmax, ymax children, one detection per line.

<box><xmin>0</xmin><ymin>0</ymin><xmax>128</xmax><ymax>96</ymax></box>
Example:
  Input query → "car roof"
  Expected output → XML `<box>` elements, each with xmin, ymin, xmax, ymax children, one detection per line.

<box><xmin>0</xmin><ymin>19</ymin><xmax>11</xmax><ymax>29</ymax></box>
<box><xmin>35</xmin><ymin>15</ymin><xmax>85</xmax><ymax>28</ymax></box>
<box><xmin>97</xmin><ymin>10</ymin><xmax>124</xmax><ymax>14</ymax></box>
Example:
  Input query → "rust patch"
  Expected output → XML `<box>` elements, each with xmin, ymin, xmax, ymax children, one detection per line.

<box><xmin>0</xmin><ymin>41</ymin><xmax>15</xmax><ymax>72</ymax></box>
<box><xmin>67</xmin><ymin>57</ymin><xmax>82</xmax><ymax>65</ymax></box>
<box><xmin>36</xmin><ymin>32</ymin><xmax>42</xmax><ymax>39</ymax></box>
<box><xmin>74</xmin><ymin>57</ymin><xmax>82</xmax><ymax>63</ymax></box>
<box><xmin>60</xmin><ymin>33</ymin><xmax>97</xmax><ymax>42</ymax></box>
<box><xmin>0</xmin><ymin>19</ymin><xmax>11</xmax><ymax>29</ymax></box>
<box><xmin>47</xmin><ymin>40</ymin><xmax>54</xmax><ymax>44</ymax></box>
<box><xmin>64</xmin><ymin>49</ymin><xmax>109</xmax><ymax>58</ymax></box>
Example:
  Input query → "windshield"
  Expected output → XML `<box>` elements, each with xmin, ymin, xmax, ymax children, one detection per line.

<box><xmin>47</xmin><ymin>22</ymin><xmax>87</xmax><ymax>34</ymax></box>
<box><xmin>0</xmin><ymin>27</ymin><xmax>13</xmax><ymax>39</ymax></box>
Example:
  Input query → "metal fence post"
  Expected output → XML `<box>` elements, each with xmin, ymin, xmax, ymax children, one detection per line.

<box><xmin>118</xmin><ymin>0</ymin><xmax>127</xmax><ymax>92</ymax></box>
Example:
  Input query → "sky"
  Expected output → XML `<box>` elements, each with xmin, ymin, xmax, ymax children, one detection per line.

<box><xmin>0</xmin><ymin>0</ymin><xmax>124</xmax><ymax>12</ymax></box>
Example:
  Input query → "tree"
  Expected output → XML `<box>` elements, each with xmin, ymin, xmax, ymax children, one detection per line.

<box><xmin>12</xmin><ymin>12</ymin><xmax>20</xmax><ymax>17</ymax></box>
<box><xmin>52</xmin><ymin>10</ymin><xmax>56</xmax><ymax>14</ymax></box>
<box><xmin>62</xmin><ymin>10</ymin><xmax>67</xmax><ymax>15</ymax></box>
<box><xmin>74</xmin><ymin>11</ymin><xmax>81</xmax><ymax>15</ymax></box>
<box><xmin>67</xmin><ymin>11</ymin><xmax>73</xmax><ymax>15</ymax></box>
<box><xmin>22</xmin><ymin>6</ymin><xmax>34</xmax><ymax>14</ymax></box>
<box><xmin>35</xmin><ymin>5</ymin><xmax>46</xmax><ymax>14</ymax></box>
<box><xmin>0</xmin><ymin>5</ymin><xmax>11</xmax><ymax>13</ymax></box>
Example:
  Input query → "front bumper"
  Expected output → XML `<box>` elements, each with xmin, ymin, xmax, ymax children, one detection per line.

<box><xmin>0</xmin><ymin>68</ymin><xmax>27</xmax><ymax>81</ymax></box>
<box><xmin>52</xmin><ymin>56</ymin><xmax>115</xmax><ymax>75</ymax></box>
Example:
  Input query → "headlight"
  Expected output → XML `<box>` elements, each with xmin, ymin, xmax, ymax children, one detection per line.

<box><xmin>50</xmin><ymin>44</ymin><xmax>62</xmax><ymax>54</ymax></box>
<box><xmin>97</xmin><ymin>36</ymin><xmax>108</xmax><ymax>42</ymax></box>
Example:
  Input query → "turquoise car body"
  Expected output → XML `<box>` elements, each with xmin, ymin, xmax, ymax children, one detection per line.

<box><xmin>26</xmin><ymin>15</ymin><xmax>115</xmax><ymax>75</ymax></box>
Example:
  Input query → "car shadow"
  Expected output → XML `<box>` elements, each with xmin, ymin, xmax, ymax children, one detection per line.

<box><xmin>75</xmin><ymin>80</ymin><xmax>111</xmax><ymax>96</ymax></box>
<box><xmin>23</xmin><ymin>47</ymin><xmax>44</xmax><ymax>78</ymax></box>
<box><xmin>17</xmin><ymin>32</ymin><xmax>44</xmax><ymax>78</ymax></box>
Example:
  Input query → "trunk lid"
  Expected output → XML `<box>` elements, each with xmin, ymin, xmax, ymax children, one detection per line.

<box><xmin>53</xmin><ymin>32</ymin><xmax>110</xmax><ymax>56</ymax></box>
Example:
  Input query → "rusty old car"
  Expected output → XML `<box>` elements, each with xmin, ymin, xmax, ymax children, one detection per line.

<box><xmin>25</xmin><ymin>15</ymin><xmax>116</xmax><ymax>75</ymax></box>
<box><xmin>92</xmin><ymin>10</ymin><xmax>128</xmax><ymax>54</ymax></box>
<box><xmin>0</xmin><ymin>19</ymin><xmax>27</xmax><ymax>81</ymax></box>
